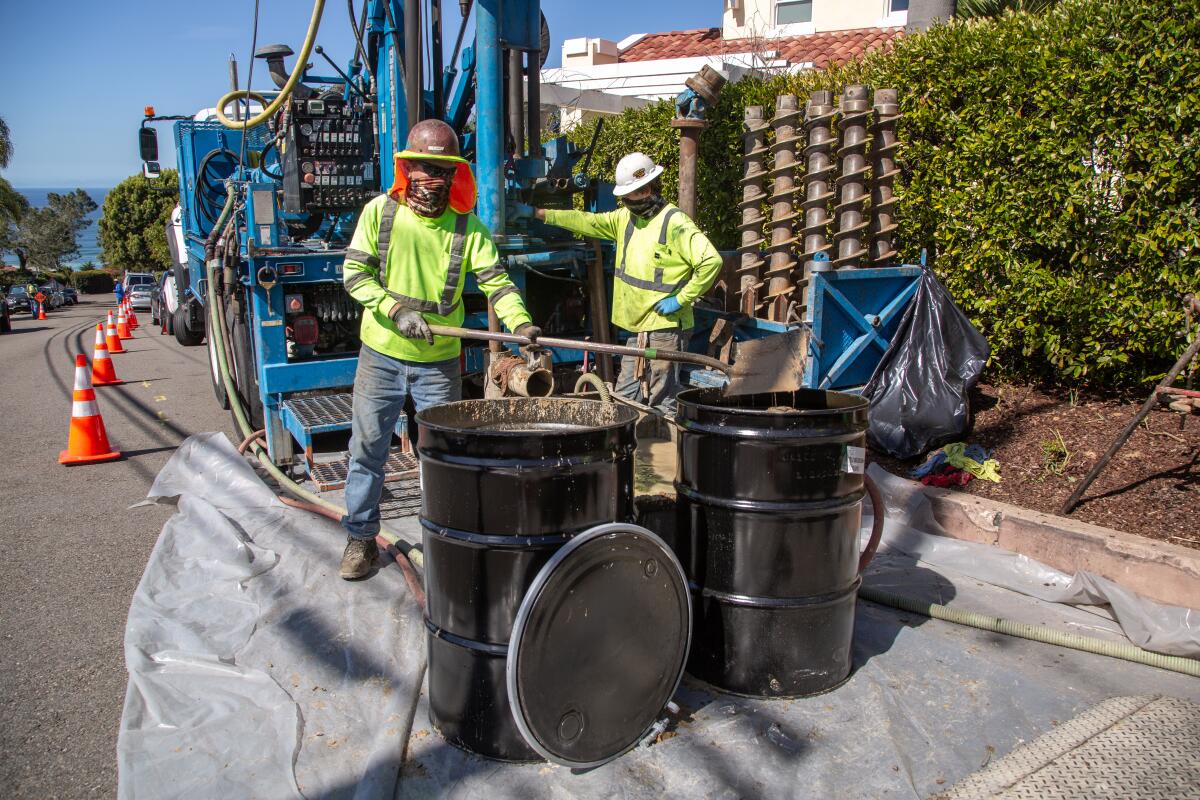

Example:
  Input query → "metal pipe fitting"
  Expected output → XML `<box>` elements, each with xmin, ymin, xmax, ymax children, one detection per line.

<box><xmin>833</xmin><ymin>85</ymin><xmax>870</xmax><ymax>269</ymax></box>
<box><xmin>491</xmin><ymin>355</ymin><xmax>555</xmax><ymax>397</ymax></box>
<box><xmin>870</xmin><ymin>88</ymin><xmax>900</xmax><ymax>267</ymax></box>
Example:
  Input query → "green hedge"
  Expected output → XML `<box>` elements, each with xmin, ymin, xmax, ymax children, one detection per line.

<box><xmin>76</xmin><ymin>269</ymin><xmax>115</xmax><ymax>294</ymax></box>
<box><xmin>568</xmin><ymin>0</ymin><xmax>1200</xmax><ymax>387</ymax></box>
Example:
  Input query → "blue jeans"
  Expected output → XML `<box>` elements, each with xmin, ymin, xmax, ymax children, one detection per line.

<box><xmin>342</xmin><ymin>345</ymin><xmax>461</xmax><ymax>540</ymax></box>
<box><xmin>614</xmin><ymin>329</ymin><xmax>688</xmax><ymax>414</ymax></box>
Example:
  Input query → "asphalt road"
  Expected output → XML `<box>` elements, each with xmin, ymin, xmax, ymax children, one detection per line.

<box><xmin>0</xmin><ymin>296</ymin><xmax>230</xmax><ymax>797</ymax></box>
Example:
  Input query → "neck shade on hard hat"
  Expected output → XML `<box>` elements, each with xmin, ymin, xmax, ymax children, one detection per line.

<box><xmin>389</xmin><ymin>153</ymin><xmax>476</xmax><ymax>214</ymax></box>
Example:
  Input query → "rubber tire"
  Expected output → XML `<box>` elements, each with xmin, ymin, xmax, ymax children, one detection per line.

<box><xmin>206</xmin><ymin>306</ymin><xmax>230</xmax><ymax>410</ymax></box>
<box><xmin>173</xmin><ymin>305</ymin><xmax>204</xmax><ymax>346</ymax></box>
<box><xmin>229</xmin><ymin>302</ymin><xmax>265</xmax><ymax>432</ymax></box>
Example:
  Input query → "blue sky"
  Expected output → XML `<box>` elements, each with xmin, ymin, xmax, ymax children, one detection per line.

<box><xmin>0</xmin><ymin>0</ymin><xmax>718</xmax><ymax>188</ymax></box>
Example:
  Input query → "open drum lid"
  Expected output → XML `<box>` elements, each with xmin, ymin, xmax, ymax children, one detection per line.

<box><xmin>506</xmin><ymin>523</ymin><xmax>691</xmax><ymax>768</ymax></box>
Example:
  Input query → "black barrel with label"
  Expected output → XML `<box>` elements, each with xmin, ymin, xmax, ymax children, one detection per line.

<box><xmin>417</xmin><ymin>398</ymin><xmax>690</xmax><ymax>764</ymax></box>
<box><xmin>674</xmin><ymin>387</ymin><xmax>880</xmax><ymax>697</ymax></box>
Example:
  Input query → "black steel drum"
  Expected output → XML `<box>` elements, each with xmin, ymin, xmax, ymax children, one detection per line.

<box><xmin>674</xmin><ymin>387</ymin><xmax>876</xmax><ymax>697</ymax></box>
<box><xmin>418</xmin><ymin>398</ymin><xmax>689</xmax><ymax>764</ymax></box>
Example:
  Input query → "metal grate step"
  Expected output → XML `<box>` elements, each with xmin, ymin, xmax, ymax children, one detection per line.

<box><xmin>281</xmin><ymin>392</ymin><xmax>356</xmax><ymax>434</ymax></box>
<box><xmin>310</xmin><ymin>448</ymin><xmax>419</xmax><ymax>492</ymax></box>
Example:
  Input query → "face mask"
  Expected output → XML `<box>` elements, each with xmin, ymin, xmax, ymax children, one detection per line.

<box><xmin>404</xmin><ymin>161</ymin><xmax>456</xmax><ymax>217</ymax></box>
<box><xmin>621</xmin><ymin>193</ymin><xmax>665</xmax><ymax>220</ymax></box>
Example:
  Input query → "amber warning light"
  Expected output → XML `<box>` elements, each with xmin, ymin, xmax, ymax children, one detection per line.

<box><xmin>144</xmin><ymin>106</ymin><xmax>156</xmax><ymax>118</ymax></box>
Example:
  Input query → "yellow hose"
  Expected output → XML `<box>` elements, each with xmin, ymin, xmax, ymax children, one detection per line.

<box><xmin>215</xmin><ymin>0</ymin><xmax>326</xmax><ymax>129</ymax></box>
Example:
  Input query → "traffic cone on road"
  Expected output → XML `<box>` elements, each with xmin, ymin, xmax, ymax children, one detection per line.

<box><xmin>58</xmin><ymin>354</ymin><xmax>121</xmax><ymax>465</ymax></box>
<box><xmin>91</xmin><ymin>324</ymin><xmax>123</xmax><ymax>386</ymax></box>
<box><xmin>37</xmin><ymin>303</ymin><xmax>46</xmax><ymax>321</ymax></box>
<box><xmin>160</xmin><ymin>309</ymin><xmax>168</xmax><ymax>335</ymax></box>
<box><xmin>116</xmin><ymin>307</ymin><xmax>133</xmax><ymax>340</ymax></box>
<box><xmin>106</xmin><ymin>312</ymin><xmax>126</xmax><ymax>354</ymax></box>
<box><xmin>128</xmin><ymin>301</ymin><xmax>139</xmax><ymax>329</ymax></box>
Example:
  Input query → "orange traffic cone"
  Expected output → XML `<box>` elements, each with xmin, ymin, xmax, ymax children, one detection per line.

<box><xmin>128</xmin><ymin>301</ymin><xmax>139</xmax><ymax>329</ymax></box>
<box><xmin>59</xmin><ymin>354</ymin><xmax>121</xmax><ymax>465</ymax></box>
<box><xmin>106</xmin><ymin>312</ymin><xmax>126</xmax><ymax>354</ymax></box>
<box><xmin>116</xmin><ymin>307</ymin><xmax>133</xmax><ymax>340</ymax></box>
<box><xmin>91</xmin><ymin>324</ymin><xmax>123</xmax><ymax>386</ymax></box>
<box><xmin>160</xmin><ymin>309</ymin><xmax>168</xmax><ymax>335</ymax></box>
<box><xmin>37</xmin><ymin>302</ymin><xmax>46</xmax><ymax>321</ymax></box>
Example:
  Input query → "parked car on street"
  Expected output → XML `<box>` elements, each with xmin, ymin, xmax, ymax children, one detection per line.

<box><xmin>38</xmin><ymin>285</ymin><xmax>64</xmax><ymax>310</ymax></box>
<box><xmin>0</xmin><ymin>295</ymin><xmax>10</xmax><ymax>333</ymax></box>
<box><xmin>128</xmin><ymin>281</ymin><xmax>154</xmax><ymax>311</ymax></box>
<box><xmin>62</xmin><ymin>287</ymin><xmax>78</xmax><ymax>305</ymax></box>
<box><xmin>123</xmin><ymin>272</ymin><xmax>156</xmax><ymax>291</ymax></box>
<box><xmin>6</xmin><ymin>285</ymin><xmax>31</xmax><ymax>314</ymax></box>
<box><xmin>150</xmin><ymin>270</ymin><xmax>178</xmax><ymax>329</ymax></box>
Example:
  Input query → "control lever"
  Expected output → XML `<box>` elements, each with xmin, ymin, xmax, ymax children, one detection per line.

<box><xmin>256</xmin><ymin>266</ymin><xmax>278</xmax><ymax>318</ymax></box>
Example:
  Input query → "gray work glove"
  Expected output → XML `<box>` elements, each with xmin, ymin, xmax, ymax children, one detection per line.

<box><xmin>514</xmin><ymin>322</ymin><xmax>541</xmax><ymax>343</ymax></box>
<box><xmin>389</xmin><ymin>304</ymin><xmax>434</xmax><ymax>344</ymax></box>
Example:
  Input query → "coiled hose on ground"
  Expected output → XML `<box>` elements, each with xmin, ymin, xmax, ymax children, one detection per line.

<box><xmin>200</xmin><ymin>220</ymin><xmax>1196</xmax><ymax>678</ymax></box>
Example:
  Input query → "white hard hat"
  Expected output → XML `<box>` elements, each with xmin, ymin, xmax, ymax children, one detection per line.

<box><xmin>612</xmin><ymin>152</ymin><xmax>664</xmax><ymax>197</ymax></box>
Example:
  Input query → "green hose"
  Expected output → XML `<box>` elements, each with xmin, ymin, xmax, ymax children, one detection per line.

<box><xmin>573</xmin><ymin>372</ymin><xmax>613</xmax><ymax>403</ymax></box>
<box><xmin>859</xmin><ymin>585</ymin><xmax>1200</xmax><ymax>678</ymax></box>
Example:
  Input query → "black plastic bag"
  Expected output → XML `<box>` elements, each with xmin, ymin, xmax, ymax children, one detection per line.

<box><xmin>861</xmin><ymin>267</ymin><xmax>989</xmax><ymax>459</ymax></box>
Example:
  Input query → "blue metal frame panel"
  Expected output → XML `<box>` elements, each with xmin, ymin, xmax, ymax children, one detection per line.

<box><xmin>804</xmin><ymin>265</ymin><xmax>921</xmax><ymax>390</ymax></box>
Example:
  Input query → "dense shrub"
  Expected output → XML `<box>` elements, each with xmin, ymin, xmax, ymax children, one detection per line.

<box><xmin>568</xmin><ymin>0</ymin><xmax>1200</xmax><ymax>387</ymax></box>
<box><xmin>76</xmin><ymin>269</ymin><xmax>115</xmax><ymax>294</ymax></box>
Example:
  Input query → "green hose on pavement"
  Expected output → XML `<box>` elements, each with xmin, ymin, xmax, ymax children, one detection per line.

<box><xmin>858</xmin><ymin>585</ymin><xmax>1200</xmax><ymax>678</ymax></box>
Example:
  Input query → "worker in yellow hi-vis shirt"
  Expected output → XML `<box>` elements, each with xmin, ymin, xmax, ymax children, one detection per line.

<box><xmin>510</xmin><ymin>152</ymin><xmax>722</xmax><ymax>413</ymax></box>
<box><xmin>339</xmin><ymin>119</ymin><xmax>538</xmax><ymax>580</ymax></box>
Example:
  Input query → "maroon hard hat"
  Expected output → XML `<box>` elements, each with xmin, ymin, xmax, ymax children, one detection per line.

<box><xmin>396</xmin><ymin>119</ymin><xmax>466</xmax><ymax>164</ymax></box>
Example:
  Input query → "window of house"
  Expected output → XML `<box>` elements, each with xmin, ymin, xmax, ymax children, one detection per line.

<box><xmin>889</xmin><ymin>0</ymin><xmax>910</xmax><ymax>11</ymax></box>
<box><xmin>776</xmin><ymin>0</ymin><xmax>813</xmax><ymax>25</ymax></box>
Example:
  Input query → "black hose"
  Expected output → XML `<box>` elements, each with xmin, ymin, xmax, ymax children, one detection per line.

<box><xmin>196</xmin><ymin>148</ymin><xmax>240</xmax><ymax>225</ymax></box>
<box><xmin>347</xmin><ymin>0</ymin><xmax>374</xmax><ymax>83</ymax></box>
<box><xmin>258</xmin><ymin>141</ymin><xmax>283</xmax><ymax>180</ymax></box>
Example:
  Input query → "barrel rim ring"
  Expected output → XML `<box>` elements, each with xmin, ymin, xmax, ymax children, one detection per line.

<box><xmin>416</xmin><ymin>397</ymin><xmax>639</xmax><ymax>438</ymax></box>
<box><xmin>505</xmin><ymin>522</ymin><xmax>692</xmax><ymax>769</ymax></box>
<box><xmin>676</xmin><ymin>387</ymin><xmax>869</xmax><ymax>418</ymax></box>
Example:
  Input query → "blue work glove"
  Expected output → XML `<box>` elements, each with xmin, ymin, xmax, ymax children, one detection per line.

<box><xmin>654</xmin><ymin>296</ymin><xmax>683</xmax><ymax>316</ymax></box>
<box><xmin>508</xmin><ymin>202</ymin><xmax>535</xmax><ymax>221</ymax></box>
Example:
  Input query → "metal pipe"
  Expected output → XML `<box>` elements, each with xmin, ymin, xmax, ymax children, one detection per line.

<box><xmin>801</xmin><ymin>90</ymin><xmax>835</xmax><ymax>284</ymax></box>
<box><xmin>833</xmin><ymin>85</ymin><xmax>870</xmax><ymax>269</ymax></box>
<box><xmin>474</xmin><ymin>0</ymin><xmax>504</xmax><ymax>232</ymax></box>
<box><xmin>870</xmin><ymin>88</ymin><xmax>900</xmax><ymax>266</ymax></box>
<box><xmin>430</xmin><ymin>0</ymin><xmax>444</xmax><ymax>119</ymax></box>
<box><xmin>737</xmin><ymin>106</ymin><xmax>768</xmax><ymax>316</ymax></box>
<box><xmin>672</xmin><ymin>119</ymin><xmax>705</xmax><ymax>218</ymax></box>
<box><xmin>507</xmin><ymin>48</ymin><xmax>525</xmax><ymax>156</ymax></box>
<box><xmin>763</xmin><ymin>94</ymin><xmax>800</xmax><ymax>321</ymax></box>
<box><xmin>228</xmin><ymin>54</ymin><xmax>240</xmax><ymax>121</ymax></box>
<box><xmin>525</xmin><ymin>50</ymin><xmax>541</xmax><ymax>157</ymax></box>
<box><xmin>587</xmin><ymin>239</ymin><xmax>615</xmax><ymax>382</ymax></box>
<box><xmin>404</xmin><ymin>0</ymin><xmax>422</xmax><ymax>128</ymax></box>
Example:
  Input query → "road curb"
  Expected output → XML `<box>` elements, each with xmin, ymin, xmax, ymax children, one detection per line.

<box><xmin>920</xmin><ymin>486</ymin><xmax>1200</xmax><ymax>610</ymax></box>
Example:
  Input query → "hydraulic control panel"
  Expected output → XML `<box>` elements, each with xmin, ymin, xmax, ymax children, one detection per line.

<box><xmin>281</xmin><ymin>284</ymin><xmax>363</xmax><ymax>361</ymax></box>
<box><xmin>281</xmin><ymin>95</ymin><xmax>378</xmax><ymax>213</ymax></box>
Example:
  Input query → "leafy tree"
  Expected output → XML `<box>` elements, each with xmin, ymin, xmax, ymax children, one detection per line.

<box><xmin>10</xmin><ymin>190</ymin><xmax>97</xmax><ymax>273</ymax></box>
<box><xmin>97</xmin><ymin>170</ymin><xmax>179</xmax><ymax>272</ymax></box>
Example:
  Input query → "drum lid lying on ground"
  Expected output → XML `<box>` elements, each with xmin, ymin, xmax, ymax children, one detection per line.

<box><xmin>506</xmin><ymin>523</ymin><xmax>691</xmax><ymax>768</ymax></box>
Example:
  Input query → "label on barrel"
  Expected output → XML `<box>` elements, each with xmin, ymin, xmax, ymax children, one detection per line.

<box><xmin>843</xmin><ymin>445</ymin><xmax>865</xmax><ymax>475</ymax></box>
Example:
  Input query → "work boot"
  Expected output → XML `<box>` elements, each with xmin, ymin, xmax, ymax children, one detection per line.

<box><xmin>339</xmin><ymin>537</ymin><xmax>379</xmax><ymax>580</ymax></box>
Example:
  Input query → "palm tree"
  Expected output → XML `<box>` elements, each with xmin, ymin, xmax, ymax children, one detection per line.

<box><xmin>907</xmin><ymin>0</ymin><xmax>1061</xmax><ymax>29</ymax></box>
<box><xmin>0</xmin><ymin>116</ymin><xmax>28</xmax><ymax>224</ymax></box>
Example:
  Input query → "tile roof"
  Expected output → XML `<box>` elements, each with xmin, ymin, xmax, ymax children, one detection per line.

<box><xmin>619</xmin><ymin>26</ymin><xmax>903</xmax><ymax>70</ymax></box>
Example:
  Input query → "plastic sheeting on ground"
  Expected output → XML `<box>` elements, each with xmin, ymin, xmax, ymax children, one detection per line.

<box><xmin>119</xmin><ymin>434</ymin><xmax>1200</xmax><ymax>799</ymax></box>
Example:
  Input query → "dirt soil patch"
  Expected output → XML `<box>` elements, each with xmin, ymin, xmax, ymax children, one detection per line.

<box><xmin>870</xmin><ymin>383</ymin><xmax>1200</xmax><ymax>550</ymax></box>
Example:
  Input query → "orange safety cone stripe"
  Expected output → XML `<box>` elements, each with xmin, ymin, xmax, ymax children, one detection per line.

<box><xmin>92</xmin><ymin>323</ymin><xmax>123</xmax><ymax>386</ymax></box>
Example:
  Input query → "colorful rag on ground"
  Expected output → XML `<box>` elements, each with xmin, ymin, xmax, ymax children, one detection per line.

<box><xmin>912</xmin><ymin>442</ymin><xmax>1001</xmax><ymax>487</ymax></box>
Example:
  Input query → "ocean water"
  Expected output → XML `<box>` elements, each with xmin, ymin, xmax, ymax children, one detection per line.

<box><xmin>3</xmin><ymin>187</ymin><xmax>110</xmax><ymax>269</ymax></box>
